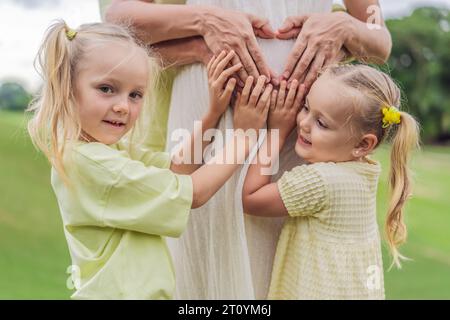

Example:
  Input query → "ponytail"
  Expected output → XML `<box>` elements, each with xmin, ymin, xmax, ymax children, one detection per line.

<box><xmin>385</xmin><ymin>112</ymin><xmax>420</xmax><ymax>268</ymax></box>
<box><xmin>28</xmin><ymin>20</ymin><xmax>81</xmax><ymax>186</ymax></box>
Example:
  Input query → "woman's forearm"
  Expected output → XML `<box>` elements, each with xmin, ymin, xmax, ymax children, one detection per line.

<box><xmin>152</xmin><ymin>36</ymin><xmax>211</xmax><ymax>68</ymax></box>
<box><xmin>105</xmin><ymin>1</ymin><xmax>211</xmax><ymax>44</ymax></box>
<box><xmin>342</xmin><ymin>12</ymin><xmax>392</xmax><ymax>63</ymax></box>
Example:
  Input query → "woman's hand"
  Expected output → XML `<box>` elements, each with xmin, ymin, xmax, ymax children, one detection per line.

<box><xmin>207</xmin><ymin>51</ymin><xmax>242</xmax><ymax>119</ymax></box>
<box><xmin>200</xmin><ymin>7</ymin><xmax>275</xmax><ymax>85</ymax></box>
<box><xmin>268</xmin><ymin>80</ymin><xmax>306</xmax><ymax>142</ymax></box>
<box><xmin>277</xmin><ymin>12</ymin><xmax>352</xmax><ymax>89</ymax></box>
<box><xmin>233</xmin><ymin>76</ymin><xmax>272</xmax><ymax>132</ymax></box>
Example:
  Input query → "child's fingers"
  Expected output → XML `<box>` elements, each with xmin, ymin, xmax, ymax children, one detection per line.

<box><xmin>241</xmin><ymin>76</ymin><xmax>254</xmax><ymax>106</ymax></box>
<box><xmin>285</xmin><ymin>79</ymin><xmax>299</xmax><ymax>108</ymax></box>
<box><xmin>216</xmin><ymin>62</ymin><xmax>242</xmax><ymax>89</ymax></box>
<box><xmin>221</xmin><ymin>78</ymin><xmax>237</xmax><ymax>103</ymax></box>
<box><xmin>248</xmin><ymin>76</ymin><xmax>266</xmax><ymax>107</ymax></box>
<box><xmin>256</xmin><ymin>84</ymin><xmax>273</xmax><ymax>111</ymax></box>
<box><xmin>210</xmin><ymin>50</ymin><xmax>227</xmax><ymax>78</ymax></box>
<box><xmin>262</xmin><ymin>94</ymin><xmax>271</xmax><ymax>120</ymax></box>
<box><xmin>212</xmin><ymin>51</ymin><xmax>236</xmax><ymax>80</ymax></box>
<box><xmin>293</xmin><ymin>83</ymin><xmax>307</xmax><ymax>110</ymax></box>
<box><xmin>207</xmin><ymin>55</ymin><xmax>216</xmax><ymax>77</ymax></box>
<box><xmin>270</xmin><ymin>90</ymin><xmax>277</xmax><ymax>111</ymax></box>
<box><xmin>277</xmin><ymin>80</ymin><xmax>287</xmax><ymax>108</ymax></box>
<box><xmin>234</xmin><ymin>92</ymin><xmax>242</xmax><ymax>110</ymax></box>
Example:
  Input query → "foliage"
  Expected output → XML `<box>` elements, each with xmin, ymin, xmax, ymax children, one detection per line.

<box><xmin>386</xmin><ymin>7</ymin><xmax>450</xmax><ymax>143</ymax></box>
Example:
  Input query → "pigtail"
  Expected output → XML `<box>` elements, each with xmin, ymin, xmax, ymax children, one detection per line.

<box><xmin>27</xmin><ymin>20</ymin><xmax>81</xmax><ymax>186</ymax></box>
<box><xmin>385</xmin><ymin>112</ymin><xmax>420</xmax><ymax>268</ymax></box>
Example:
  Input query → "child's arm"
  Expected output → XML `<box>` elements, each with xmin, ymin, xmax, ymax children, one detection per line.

<box><xmin>170</xmin><ymin>50</ymin><xmax>241</xmax><ymax>175</ymax></box>
<box><xmin>190</xmin><ymin>75</ymin><xmax>273</xmax><ymax>208</ymax></box>
<box><xmin>242</xmin><ymin>80</ymin><xmax>306</xmax><ymax>217</ymax></box>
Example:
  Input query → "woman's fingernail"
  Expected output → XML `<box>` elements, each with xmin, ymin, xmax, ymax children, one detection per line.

<box><xmin>283</xmin><ymin>71</ymin><xmax>290</xmax><ymax>79</ymax></box>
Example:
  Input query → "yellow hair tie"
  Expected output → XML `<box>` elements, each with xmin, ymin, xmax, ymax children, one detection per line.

<box><xmin>382</xmin><ymin>105</ymin><xmax>401</xmax><ymax>128</ymax></box>
<box><xmin>65</xmin><ymin>28</ymin><xmax>77</xmax><ymax>41</ymax></box>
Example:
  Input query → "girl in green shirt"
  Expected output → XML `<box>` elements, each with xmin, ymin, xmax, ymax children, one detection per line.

<box><xmin>27</xmin><ymin>20</ymin><xmax>274</xmax><ymax>299</ymax></box>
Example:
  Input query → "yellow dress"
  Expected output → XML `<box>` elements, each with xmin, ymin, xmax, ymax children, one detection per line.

<box><xmin>269</xmin><ymin>161</ymin><xmax>385</xmax><ymax>300</ymax></box>
<box><xmin>52</xmin><ymin>142</ymin><xmax>192</xmax><ymax>299</ymax></box>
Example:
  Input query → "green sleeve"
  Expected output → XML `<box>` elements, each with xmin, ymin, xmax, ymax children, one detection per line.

<box><xmin>103</xmin><ymin>159</ymin><xmax>192</xmax><ymax>237</ymax></box>
<box><xmin>70</xmin><ymin>144</ymin><xmax>192</xmax><ymax>237</ymax></box>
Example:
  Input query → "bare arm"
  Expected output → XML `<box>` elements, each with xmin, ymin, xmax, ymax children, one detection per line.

<box><xmin>243</xmin><ymin>80</ymin><xmax>306</xmax><ymax>217</ymax></box>
<box><xmin>106</xmin><ymin>0</ymin><xmax>205</xmax><ymax>44</ymax></box>
<box><xmin>242</xmin><ymin>131</ymin><xmax>288</xmax><ymax>217</ymax></box>
<box><xmin>105</xmin><ymin>0</ymin><xmax>274</xmax><ymax>84</ymax></box>
<box><xmin>188</xmin><ymin>75</ymin><xmax>272</xmax><ymax>209</ymax></box>
<box><xmin>169</xmin><ymin>51</ymin><xmax>239</xmax><ymax>175</ymax></box>
<box><xmin>343</xmin><ymin>0</ymin><xmax>392</xmax><ymax>63</ymax></box>
<box><xmin>277</xmin><ymin>0</ymin><xmax>392</xmax><ymax>89</ymax></box>
<box><xmin>152</xmin><ymin>36</ymin><xmax>212</xmax><ymax>68</ymax></box>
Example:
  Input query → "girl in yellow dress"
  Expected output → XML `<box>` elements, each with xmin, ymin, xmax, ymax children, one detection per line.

<box><xmin>27</xmin><ymin>20</ymin><xmax>273</xmax><ymax>299</ymax></box>
<box><xmin>242</xmin><ymin>64</ymin><xmax>420</xmax><ymax>299</ymax></box>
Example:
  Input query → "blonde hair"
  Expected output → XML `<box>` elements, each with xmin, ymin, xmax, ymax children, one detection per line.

<box><xmin>324</xmin><ymin>64</ymin><xmax>420</xmax><ymax>268</ymax></box>
<box><xmin>27</xmin><ymin>20</ymin><xmax>160</xmax><ymax>186</ymax></box>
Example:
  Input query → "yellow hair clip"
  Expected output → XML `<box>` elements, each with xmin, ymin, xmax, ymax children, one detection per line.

<box><xmin>65</xmin><ymin>28</ymin><xmax>77</xmax><ymax>41</ymax></box>
<box><xmin>382</xmin><ymin>105</ymin><xmax>401</xmax><ymax>128</ymax></box>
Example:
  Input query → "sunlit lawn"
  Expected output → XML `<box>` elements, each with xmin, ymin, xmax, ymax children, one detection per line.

<box><xmin>0</xmin><ymin>110</ymin><xmax>449</xmax><ymax>299</ymax></box>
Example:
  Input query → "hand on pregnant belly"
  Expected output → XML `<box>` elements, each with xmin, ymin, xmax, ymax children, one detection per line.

<box><xmin>202</xmin><ymin>11</ymin><xmax>349</xmax><ymax>97</ymax></box>
<box><xmin>201</xmin><ymin>7</ymin><xmax>276</xmax><ymax>86</ymax></box>
<box><xmin>276</xmin><ymin>12</ymin><xmax>352</xmax><ymax>90</ymax></box>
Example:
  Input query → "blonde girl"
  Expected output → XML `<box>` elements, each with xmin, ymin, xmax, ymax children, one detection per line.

<box><xmin>242</xmin><ymin>64</ymin><xmax>420</xmax><ymax>299</ymax></box>
<box><xmin>28</xmin><ymin>20</ymin><xmax>273</xmax><ymax>299</ymax></box>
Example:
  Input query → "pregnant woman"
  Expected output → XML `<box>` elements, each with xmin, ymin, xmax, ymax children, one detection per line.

<box><xmin>103</xmin><ymin>0</ymin><xmax>392</xmax><ymax>299</ymax></box>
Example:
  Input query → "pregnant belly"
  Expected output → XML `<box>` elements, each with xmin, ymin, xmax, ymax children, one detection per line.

<box><xmin>257</xmin><ymin>38</ymin><xmax>296</xmax><ymax>76</ymax></box>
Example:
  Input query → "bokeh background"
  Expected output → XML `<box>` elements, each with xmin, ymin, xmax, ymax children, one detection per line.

<box><xmin>0</xmin><ymin>0</ymin><xmax>449</xmax><ymax>299</ymax></box>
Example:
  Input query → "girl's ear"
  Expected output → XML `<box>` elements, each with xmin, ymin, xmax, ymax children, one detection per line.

<box><xmin>352</xmin><ymin>133</ymin><xmax>378</xmax><ymax>158</ymax></box>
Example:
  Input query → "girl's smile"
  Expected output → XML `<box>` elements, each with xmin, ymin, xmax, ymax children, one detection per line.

<box><xmin>297</xmin><ymin>131</ymin><xmax>312</xmax><ymax>147</ymax></box>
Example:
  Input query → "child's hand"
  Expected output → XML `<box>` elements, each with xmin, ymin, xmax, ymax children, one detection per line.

<box><xmin>233</xmin><ymin>75</ymin><xmax>272</xmax><ymax>132</ymax></box>
<box><xmin>207</xmin><ymin>50</ymin><xmax>242</xmax><ymax>119</ymax></box>
<box><xmin>268</xmin><ymin>80</ymin><xmax>306</xmax><ymax>140</ymax></box>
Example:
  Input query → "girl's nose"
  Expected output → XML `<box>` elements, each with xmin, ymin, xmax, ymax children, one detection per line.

<box><xmin>298</xmin><ymin>115</ymin><xmax>311</xmax><ymax>133</ymax></box>
<box><xmin>113</xmin><ymin>101</ymin><xmax>129</xmax><ymax>115</ymax></box>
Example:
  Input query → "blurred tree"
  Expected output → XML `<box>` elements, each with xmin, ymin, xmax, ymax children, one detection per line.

<box><xmin>0</xmin><ymin>82</ymin><xmax>32</xmax><ymax>112</ymax></box>
<box><xmin>386</xmin><ymin>7</ymin><xmax>450</xmax><ymax>143</ymax></box>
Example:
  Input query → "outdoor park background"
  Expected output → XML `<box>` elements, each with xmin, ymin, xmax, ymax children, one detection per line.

<box><xmin>0</xmin><ymin>1</ymin><xmax>449</xmax><ymax>299</ymax></box>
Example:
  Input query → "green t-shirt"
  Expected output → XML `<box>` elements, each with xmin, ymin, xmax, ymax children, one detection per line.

<box><xmin>52</xmin><ymin>142</ymin><xmax>192</xmax><ymax>299</ymax></box>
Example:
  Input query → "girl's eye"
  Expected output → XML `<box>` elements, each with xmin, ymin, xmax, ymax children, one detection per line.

<box><xmin>130</xmin><ymin>91</ymin><xmax>143</xmax><ymax>100</ymax></box>
<box><xmin>317</xmin><ymin>119</ymin><xmax>328</xmax><ymax>129</ymax></box>
<box><xmin>99</xmin><ymin>85</ymin><xmax>113</xmax><ymax>94</ymax></box>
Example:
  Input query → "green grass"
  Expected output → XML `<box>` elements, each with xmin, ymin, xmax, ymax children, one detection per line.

<box><xmin>373</xmin><ymin>144</ymin><xmax>450</xmax><ymax>299</ymax></box>
<box><xmin>0</xmin><ymin>111</ymin><xmax>71</xmax><ymax>299</ymax></box>
<box><xmin>0</xmin><ymin>110</ymin><xmax>449</xmax><ymax>299</ymax></box>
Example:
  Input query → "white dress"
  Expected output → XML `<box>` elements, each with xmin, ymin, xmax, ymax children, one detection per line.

<box><xmin>166</xmin><ymin>0</ymin><xmax>333</xmax><ymax>299</ymax></box>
